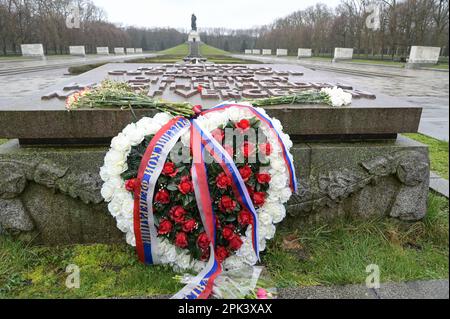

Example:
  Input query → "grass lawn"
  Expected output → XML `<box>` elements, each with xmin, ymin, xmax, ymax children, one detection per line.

<box><xmin>404</xmin><ymin>133</ymin><xmax>449</xmax><ymax>180</ymax></box>
<box><xmin>158</xmin><ymin>44</ymin><xmax>189</xmax><ymax>56</ymax></box>
<box><xmin>427</xmin><ymin>64</ymin><xmax>449</xmax><ymax>70</ymax></box>
<box><xmin>200</xmin><ymin>44</ymin><xmax>230</xmax><ymax>56</ymax></box>
<box><xmin>1</xmin><ymin>192</ymin><xmax>448</xmax><ymax>298</ymax></box>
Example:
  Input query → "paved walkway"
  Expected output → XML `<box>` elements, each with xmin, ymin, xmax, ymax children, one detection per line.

<box><xmin>234</xmin><ymin>55</ymin><xmax>449</xmax><ymax>142</ymax></box>
<box><xmin>278</xmin><ymin>279</ymin><xmax>449</xmax><ymax>299</ymax></box>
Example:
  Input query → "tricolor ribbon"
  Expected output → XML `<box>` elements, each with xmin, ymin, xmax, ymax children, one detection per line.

<box><xmin>133</xmin><ymin>103</ymin><xmax>298</xmax><ymax>299</ymax></box>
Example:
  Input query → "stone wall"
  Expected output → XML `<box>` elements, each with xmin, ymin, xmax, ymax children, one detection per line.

<box><xmin>21</xmin><ymin>44</ymin><xmax>45</xmax><ymax>57</ymax></box>
<box><xmin>114</xmin><ymin>47</ymin><xmax>125</xmax><ymax>55</ymax></box>
<box><xmin>277</xmin><ymin>49</ymin><xmax>288</xmax><ymax>56</ymax></box>
<box><xmin>0</xmin><ymin>136</ymin><xmax>430</xmax><ymax>245</ymax></box>
<box><xmin>334</xmin><ymin>48</ymin><xmax>354</xmax><ymax>61</ymax></box>
<box><xmin>298</xmin><ymin>48</ymin><xmax>312</xmax><ymax>58</ymax></box>
<box><xmin>262</xmin><ymin>49</ymin><xmax>272</xmax><ymax>55</ymax></box>
<box><xmin>252</xmin><ymin>49</ymin><xmax>261</xmax><ymax>55</ymax></box>
<box><xmin>245</xmin><ymin>50</ymin><xmax>252</xmax><ymax>55</ymax></box>
<box><xmin>69</xmin><ymin>46</ymin><xmax>86</xmax><ymax>56</ymax></box>
<box><xmin>135</xmin><ymin>48</ymin><xmax>143</xmax><ymax>54</ymax></box>
<box><xmin>96</xmin><ymin>47</ymin><xmax>110</xmax><ymax>55</ymax></box>
<box><xmin>126</xmin><ymin>48</ymin><xmax>135</xmax><ymax>54</ymax></box>
<box><xmin>408</xmin><ymin>46</ymin><xmax>441</xmax><ymax>65</ymax></box>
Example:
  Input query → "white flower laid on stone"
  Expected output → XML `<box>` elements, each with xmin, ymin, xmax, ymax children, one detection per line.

<box><xmin>321</xmin><ymin>87</ymin><xmax>353</xmax><ymax>107</ymax></box>
<box><xmin>100</xmin><ymin>106</ymin><xmax>296</xmax><ymax>273</ymax></box>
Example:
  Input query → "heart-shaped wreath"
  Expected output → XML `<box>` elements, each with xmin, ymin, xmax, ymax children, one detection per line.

<box><xmin>100</xmin><ymin>103</ymin><xmax>297</xmax><ymax>298</ymax></box>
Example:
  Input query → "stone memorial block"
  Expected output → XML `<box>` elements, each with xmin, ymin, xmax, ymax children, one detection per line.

<box><xmin>276</xmin><ymin>49</ymin><xmax>288</xmax><ymax>56</ymax></box>
<box><xmin>20</xmin><ymin>44</ymin><xmax>45</xmax><ymax>58</ymax></box>
<box><xmin>114</xmin><ymin>47</ymin><xmax>125</xmax><ymax>55</ymax></box>
<box><xmin>334</xmin><ymin>48</ymin><xmax>354</xmax><ymax>61</ymax></box>
<box><xmin>135</xmin><ymin>48</ymin><xmax>143</xmax><ymax>54</ymax></box>
<box><xmin>126</xmin><ymin>48</ymin><xmax>136</xmax><ymax>54</ymax></box>
<box><xmin>252</xmin><ymin>49</ymin><xmax>261</xmax><ymax>55</ymax></box>
<box><xmin>245</xmin><ymin>50</ymin><xmax>252</xmax><ymax>55</ymax></box>
<box><xmin>96</xmin><ymin>47</ymin><xmax>110</xmax><ymax>55</ymax></box>
<box><xmin>408</xmin><ymin>46</ymin><xmax>441</xmax><ymax>66</ymax></box>
<box><xmin>298</xmin><ymin>48</ymin><xmax>312</xmax><ymax>58</ymax></box>
<box><xmin>69</xmin><ymin>46</ymin><xmax>86</xmax><ymax>57</ymax></box>
<box><xmin>262</xmin><ymin>49</ymin><xmax>272</xmax><ymax>55</ymax></box>
<box><xmin>0</xmin><ymin>62</ymin><xmax>430</xmax><ymax>244</ymax></box>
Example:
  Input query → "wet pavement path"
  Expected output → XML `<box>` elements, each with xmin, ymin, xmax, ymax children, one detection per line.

<box><xmin>234</xmin><ymin>55</ymin><xmax>449</xmax><ymax>142</ymax></box>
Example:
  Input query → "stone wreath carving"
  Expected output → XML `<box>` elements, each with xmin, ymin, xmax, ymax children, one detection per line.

<box><xmin>0</xmin><ymin>158</ymin><xmax>103</xmax><ymax>233</ymax></box>
<box><xmin>287</xmin><ymin>150</ymin><xmax>430</xmax><ymax>221</ymax></box>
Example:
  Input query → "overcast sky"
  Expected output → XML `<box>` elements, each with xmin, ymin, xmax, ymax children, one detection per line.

<box><xmin>92</xmin><ymin>0</ymin><xmax>341</xmax><ymax>30</ymax></box>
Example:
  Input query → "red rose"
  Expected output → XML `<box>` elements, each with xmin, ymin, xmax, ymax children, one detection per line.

<box><xmin>158</xmin><ymin>219</ymin><xmax>173</xmax><ymax>235</ymax></box>
<box><xmin>256</xmin><ymin>173</ymin><xmax>272</xmax><ymax>185</ymax></box>
<box><xmin>239</xmin><ymin>165</ymin><xmax>253</xmax><ymax>182</ymax></box>
<box><xmin>259</xmin><ymin>143</ymin><xmax>272</xmax><ymax>156</ymax></box>
<box><xmin>222</xmin><ymin>225</ymin><xmax>235</xmax><ymax>241</ymax></box>
<box><xmin>229</xmin><ymin>235</ymin><xmax>243</xmax><ymax>251</ymax></box>
<box><xmin>216</xmin><ymin>172</ymin><xmax>232</xmax><ymax>190</ymax></box>
<box><xmin>212</xmin><ymin>128</ymin><xmax>225</xmax><ymax>143</ymax></box>
<box><xmin>125</xmin><ymin>178</ymin><xmax>139</xmax><ymax>192</ymax></box>
<box><xmin>215</xmin><ymin>246</ymin><xmax>229</xmax><ymax>264</ymax></box>
<box><xmin>197</xmin><ymin>232</ymin><xmax>211</xmax><ymax>250</ymax></box>
<box><xmin>219</xmin><ymin>195</ymin><xmax>237</xmax><ymax>213</ymax></box>
<box><xmin>238</xmin><ymin>210</ymin><xmax>253</xmax><ymax>226</ymax></box>
<box><xmin>223</xmin><ymin>144</ymin><xmax>234</xmax><ymax>157</ymax></box>
<box><xmin>253</xmin><ymin>192</ymin><xmax>266</xmax><ymax>207</ymax></box>
<box><xmin>155</xmin><ymin>189</ymin><xmax>170</xmax><ymax>204</ymax></box>
<box><xmin>169</xmin><ymin>206</ymin><xmax>187</xmax><ymax>223</ymax></box>
<box><xmin>241</xmin><ymin>141</ymin><xmax>256</xmax><ymax>158</ymax></box>
<box><xmin>178</xmin><ymin>176</ymin><xmax>194</xmax><ymax>195</ymax></box>
<box><xmin>182</xmin><ymin>219</ymin><xmax>198</xmax><ymax>233</ymax></box>
<box><xmin>193</xmin><ymin>105</ymin><xmax>203</xmax><ymax>115</ymax></box>
<box><xmin>162</xmin><ymin>162</ymin><xmax>178</xmax><ymax>177</ymax></box>
<box><xmin>236</xmin><ymin>119</ymin><xmax>251</xmax><ymax>131</ymax></box>
<box><xmin>175</xmin><ymin>232</ymin><xmax>189</xmax><ymax>249</ymax></box>
<box><xmin>197</xmin><ymin>85</ymin><xmax>203</xmax><ymax>93</ymax></box>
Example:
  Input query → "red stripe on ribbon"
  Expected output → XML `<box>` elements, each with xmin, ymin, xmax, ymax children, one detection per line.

<box><xmin>133</xmin><ymin>116</ymin><xmax>184</xmax><ymax>263</ymax></box>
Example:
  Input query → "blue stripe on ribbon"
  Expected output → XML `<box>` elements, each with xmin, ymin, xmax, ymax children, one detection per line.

<box><xmin>194</xmin><ymin>120</ymin><xmax>260</xmax><ymax>260</ymax></box>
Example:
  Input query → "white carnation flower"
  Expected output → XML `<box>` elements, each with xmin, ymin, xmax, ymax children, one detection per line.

<box><xmin>100</xmin><ymin>176</ymin><xmax>123</xmax><ymax>202</ymax></box>
<box><xmin>153</xmin><ymin>112</ymin><xmax>173</xmax><ymax>125</ymax></box>
<box><xmin>111</xmin><ymin>133</ymin><xmax>131</xmax><ymax>153</ymax></box>
<box><xmin>116</xmin><ymin>215</ymin><xmax>133</xmax><ymax>233</ymax></box>
<box><xmin>271</xmin><ymin>173</ymin><xmax>288</xmax><ymax>190</ymax></box>
<box><xmin>265</xmin><ymin>203</ymin><xmax>286</xmax><ymax>224</ymax></box>
<box><xmin>103</xmin><ymin>161</ymin><xmax>128</xmax><ymax>176</ymax></box>
<box><xmin>321</xmin><ymin>87</ymin><xmax>352</xmax><ymax>107</ymax></box>
<box><xmin>279</xmin><ymin>188</ymin><xmax>293</xmax><ymax>204</ymax></box>
<box><xmin>126</xmin><ymin>231</ymin><xmax>136</xmax><ymax>247</ymax></box>
<box><xmin>136</xmin><ymin>117</ymin><xmax>157</xmax><ymax>135</ymax></box>
<box><xmin>259</xmin><ymin>224</ymin><xmax>276</xmax><ymax>240</ymax></box>
<box><xmin>104</xmin><ymin>149</ymin><xmax>127</xmax><ymax>167</ymax></box>
<box><xmin>123</xmin><ymin>123</ymin><xmax>145</xmax><ymax>146</ymax></box>
<box><xmin>258</xmin><ymin>210</ymin><xmax>273</xmax><ymax>226</ymax></box>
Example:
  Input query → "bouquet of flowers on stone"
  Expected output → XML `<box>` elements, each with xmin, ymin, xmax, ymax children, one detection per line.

<box><xmin>65</xmin><ymin>80</ymin><xmax>194</xmax><ymax>117</ymax></box>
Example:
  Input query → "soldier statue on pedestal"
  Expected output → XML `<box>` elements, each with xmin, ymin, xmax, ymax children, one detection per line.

<box><xmin>191</xmin><ymin>14</ymin><xmax>197</xmax><ymax>31</ymax></box>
